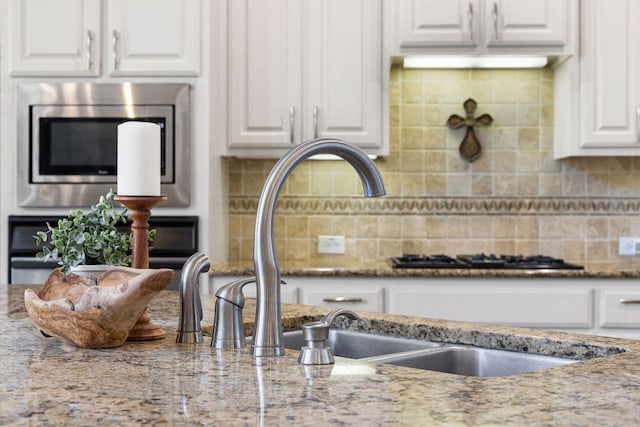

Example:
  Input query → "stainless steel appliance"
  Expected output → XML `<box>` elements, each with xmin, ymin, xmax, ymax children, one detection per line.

<box><xmin>8</xmin><ymin>215</ymin><xmax>198</xmax><ymax>290</ymax></box>
<box><xmin>16</xmin><ymin>82</ymin><xmax>191</xmax><ymax>207</ymax></box>
<box><xmin>389</xmin><ymin>253</ymin><xmax>584</xmax><ymax>270</ymax></box>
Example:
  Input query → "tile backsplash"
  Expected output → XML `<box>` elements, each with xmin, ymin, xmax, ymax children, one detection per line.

<box><xmin>226</xmin><ymin>65</ymin><xmax>640</xmax><ymax>271</ymax></box>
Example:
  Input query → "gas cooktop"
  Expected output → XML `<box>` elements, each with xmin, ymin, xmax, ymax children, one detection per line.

<box><xmin>389</xmin><ymin>254</ymin><xmax>584</xmax><ymax>270</ymax></box>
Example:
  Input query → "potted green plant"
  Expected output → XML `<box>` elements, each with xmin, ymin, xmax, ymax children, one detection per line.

<box><xmin>34</xmin><ymin>190</ymin><xmax>155</xmax><ymax>276</ymax></box>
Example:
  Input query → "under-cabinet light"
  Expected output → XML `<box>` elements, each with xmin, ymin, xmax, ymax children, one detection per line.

<box><xmin>403</xmin><ymin>55</ymin><xmax>548</xmax><ymax>69</ymax></box>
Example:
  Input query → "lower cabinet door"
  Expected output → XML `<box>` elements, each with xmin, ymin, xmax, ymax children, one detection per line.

<box><xmin>599</xmin><ymin>291</ymin><xmax>640</xmax><ymax>328</ymax></box>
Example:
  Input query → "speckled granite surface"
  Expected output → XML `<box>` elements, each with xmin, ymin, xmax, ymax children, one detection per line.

<box><xmin>3</xmin><ymin>284</ymin><xmax>640</xmax><ymax>426</ymax></box>
<box><xmin>210</xmin><ymin>260</ymin><xmax>640</xmax><ymax>279</ymax></box>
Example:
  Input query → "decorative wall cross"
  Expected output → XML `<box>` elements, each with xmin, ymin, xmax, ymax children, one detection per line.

<box><xmin>447</xmin><ymin>98</ymin><xmax>493</xmax><ymax>162</ymax></box>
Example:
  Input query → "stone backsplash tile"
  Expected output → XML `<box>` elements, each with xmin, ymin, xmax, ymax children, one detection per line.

<box><xmin>225</xmin><ymin>66</ymin><xmax>640</xmax><ymax>271</ymax></box>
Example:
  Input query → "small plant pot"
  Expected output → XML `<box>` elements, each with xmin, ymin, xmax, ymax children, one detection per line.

<box><xmin>69</xmin><ymin>265</ymin><xmax>113</xmax><ymax>284</ymax></box>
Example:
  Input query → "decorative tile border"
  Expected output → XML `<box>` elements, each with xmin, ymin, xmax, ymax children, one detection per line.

<box><xmin>229</xmin><ymin>196</ymin><xmax>640</xmax><ymax>216</ymax></box>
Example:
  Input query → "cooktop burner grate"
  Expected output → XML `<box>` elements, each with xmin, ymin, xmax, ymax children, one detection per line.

<box><xmin>389</xmin><ymin>253</ymin><xmax>584</xmax><ymax>270</ymax></box>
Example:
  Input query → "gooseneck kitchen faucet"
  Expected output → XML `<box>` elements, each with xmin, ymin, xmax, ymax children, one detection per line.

<box><xmin>177</xmin><ymin>138</ymin><xmax>385</xmax><ymax>356</ymax></box>
<box><xmin>250</xmin><ymin>138</ymin><xmax>386</xmax><ymax>356</ymax></box>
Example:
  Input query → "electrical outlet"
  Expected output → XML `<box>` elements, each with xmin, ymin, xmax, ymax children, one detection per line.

<box><xmin>618</xmin><ymin>237</ymin><xmax>640</xmax><ymax>256</ymax></box>
<box><xmin>318</xmin><ymin>235</ymin><xmax>345</xmax><ymax>254</ymax></box>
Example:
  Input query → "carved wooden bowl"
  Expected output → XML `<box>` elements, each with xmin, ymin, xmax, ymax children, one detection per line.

<box><xmin>24</xmin><ymin>267</ymin><xmax>175</xmax><ymax>348</ymax></box>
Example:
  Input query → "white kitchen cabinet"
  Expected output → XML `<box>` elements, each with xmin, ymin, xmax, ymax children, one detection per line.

<box><xmin>554</xmin><ymin>0</ymin><xmax>640</xmax><ymax>158</ymax></box>
<box><xmin>391</xmin><ymin>0</ymin><xmax>479</xmax><ymax>51</ymax></box>
<box><xmin>483</xmin><ymin>0</ymin><xmax>571</xmax><ymax>50</ymax></box>
<box><xmin>7</xmin><ymin>0</ymin><xmax>101</xmax><ymax>76</ymax></box>
<box><xmin>211</xmin><ymin>273</ymin><xmax>640</xmax><ymax>338</ymax></box>
<box><xmin>597</xmin><ymin>288</ymin><xmax>640</xmax><ymax>339</ymax></box>
<box><xmin>226</xmin><ymin>0</ymin><xmax>383</xmax><ymax>157</ymax></box>
<box><xmin>386</xmin><ymin>0</ymin><xmax>575</xmax><ymax>55</ymax></box>
<box><xmin>107</xmin><ymin>0</ymin><xmax>201</xmax><ymax>76</ymax></box>
<box><xmin>7</xmin><ymin>0</ymin><xmax>201</xmax><ymax>77</ymax></box>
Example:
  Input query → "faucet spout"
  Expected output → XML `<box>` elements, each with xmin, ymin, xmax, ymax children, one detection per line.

<box><xmin>250</xmin><ymin>138</ymin><xmax>386</xmax><ymax>357</ymax></box>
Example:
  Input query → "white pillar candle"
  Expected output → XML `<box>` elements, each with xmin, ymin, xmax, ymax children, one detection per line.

<box><xmin>117</xmin><ymin>121</ymin><xmax>161</xmax><ymax>196</ymax></box>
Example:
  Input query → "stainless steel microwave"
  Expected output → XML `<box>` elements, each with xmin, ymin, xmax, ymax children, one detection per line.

<box><xmin>16</xmin><ymin>82</ymin><xmax>190</xmax><ymax>207</ymax></box>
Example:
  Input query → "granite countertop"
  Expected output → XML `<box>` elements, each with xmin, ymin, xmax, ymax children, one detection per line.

<box><xmin>3</xmin><ymin>284</ymin><xmax>640</xmax><ymax>426</ymax></box>
<box><xmin>210</xmin><ymin>259</ymin><xmax>640</xmax><ymax>279</ymax></box>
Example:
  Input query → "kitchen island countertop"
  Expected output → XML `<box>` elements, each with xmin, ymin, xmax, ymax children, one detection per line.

<box><xmin>2</xmin><ymin>284</ymin><xmax>640</xmax><ymax>426</ymax></box>
<box><xmin>210</xmin><ymin>259</ymin><xmax>640</xmax><ymax>279</ymax></box>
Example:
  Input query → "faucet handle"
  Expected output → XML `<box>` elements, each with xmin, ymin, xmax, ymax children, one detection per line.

<box><xmin>212</xmin><ymin>277</ymin><xmax>256</xmax><ymax>349</ymax></box>
<box><xmin>215</xmin><ymin>276</ymin><xmax>257</xmax><ymax>308</ymax></box>
<box><xmin>298</xmin><ymin>308</ymin><xmax>361</xmax><ymax>365</ymax></box>
<box><xmin>215</xmin><ymin>276</ymin><xmax>287</xmax><ymax>307</ymax></box>
<box><xmin>213</xmin><ymin>277</ymin><xmax>287</xmax><ymax>350</ymax></box>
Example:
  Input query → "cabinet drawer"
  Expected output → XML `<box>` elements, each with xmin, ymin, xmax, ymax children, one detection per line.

<box><xmin>388</xmin><ymin>288</ymin><xmax>593</xmax><ymax>328</ymax></box>
<box><xmin>600</xmin><ymin>292</ymin><xmax>640</xmax><ymax>328</ymax></box>
<box><xmin>300</xmin><ymin>288</ymin><xmax>384</xmax><ymax>313</ymax></box>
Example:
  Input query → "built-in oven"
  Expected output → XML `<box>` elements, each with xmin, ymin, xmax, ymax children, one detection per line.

<box><xmin>16</xmin><ymin>82</ymin><xmax>190</xmax><ymax>207</ymax></box>
<box><xmin>8</xmin><ymin>216</ymin><xmax>198</xmax><ymax>290</ymax></box>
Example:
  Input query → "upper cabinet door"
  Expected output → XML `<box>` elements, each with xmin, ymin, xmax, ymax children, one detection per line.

<box><xmin>393</xmin><ymin>0</ymin><xmax>479</xmax><ymax>50</ymax></box>
<box><xmin>387</xmin><ymin>0</ymin><xmax>574</xmax><ymax>55</ymax></box>
<box><xmin>579</xmin><ymin>0</ymin><xmax>640</xmax><ymax>149</ymax></box>
<box><xmin>226</xmin><ymin>0</ymin><xmax>383</xmax><ymax>155</ymax></box>
<box><xmin>485</xmin><ymin>0</ymin><xmax>568</xmax><ymax>48</ymax></box>
<box><xmin>8</xmin><ymin>0</ymin><xmax>101</xmax><ymax>76</ymax></box>
<box><xmin>554</xmin><ymin>0</ymin><xmax>640</xmax><ymax>158</ymax></box>
<box><xmin>227</xmin><ymin>0</ymin><xmax>303</xmax><ymax>148</ymax></box>
<box><xmin>107</xmin><ymin>0</ymin><xmax>201</xmax><ymax>76</ymax></box>
<box><xmin>305</xmin><ymin>0</ymin><xmax>382</xmax><ymax>146</ymax></box>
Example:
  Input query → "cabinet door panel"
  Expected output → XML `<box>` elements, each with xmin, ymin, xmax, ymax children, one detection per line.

<box><xmin>306</xmin><ymin>0</ymin><xmax>382</xmax><ymax>146</ymax></box>
<box><xmin>395</xmin><ymin>0</ymin><xmax>477</xmax><ymax>48</ymax></box>
<box><xmin>487</xmin><ymin>0</ymin><xmax>567</xmax><ymax>47</ymax></box>
<box><xmin>579</xmin><ymin>0</ymin><xmax>640</xmax><ymax>148</ymax></box>
<box><xmin>8</xmin><ymin>0</ymin><xmax>100</xmax><ymax>76</ymax></box>
<box><xmin>228</xmin><ymin>0</ymin><xmax>302</xmax><ymax>148</ymax></box>
<box><xmin>599</xmin><ymin>291</ymin><xmax>640</xmax><ymax>328</ymax></box>
<box><xmin>108</xmin><ymin>0</ymin><xmax>201</xmax><ymax>76</ymax></box>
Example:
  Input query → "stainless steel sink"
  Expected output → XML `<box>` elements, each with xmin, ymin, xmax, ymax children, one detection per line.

<box><xmin>284</xmin><ymin>329</ymin><xmax>578</xmax><ymax>377</ymax></box>
<box><xmin>366</xmin><ymin>346</ymin><xmax>578</xmax><ymax>377</ymax></box>
<box><xmin>265</xmin><ymin>329</ymin><xmax>582</xmax><ymax>377</ymax></box>
<box><xmin>281</xmin><ymin>329</ymin><xmax>444</xmax><ymax>359</ymax></box>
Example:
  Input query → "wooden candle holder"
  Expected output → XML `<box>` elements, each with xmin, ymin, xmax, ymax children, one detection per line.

<box><xmin>115</xmin><ymin>195</ymin><xmax>167</xmax><ymax>341</ymax></box>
